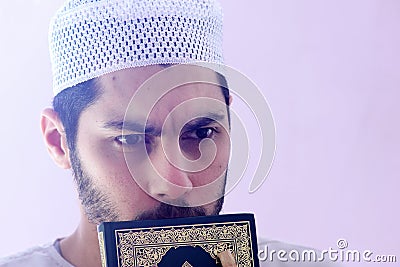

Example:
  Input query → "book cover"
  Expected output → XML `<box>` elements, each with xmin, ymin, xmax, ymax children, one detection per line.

<box><xmin>98</xmin><ymin>213</ymin><xmax>260</xmax><ymax>267</ymax></box>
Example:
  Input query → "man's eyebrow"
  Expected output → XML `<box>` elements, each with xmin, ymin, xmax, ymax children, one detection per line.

<box><xmin>182</xmin><ymin>113</ymin><xmax>226</xmax><ymax>132</ymax></box>
<box><xmin>102</xmin><ymin>120</ymin><xmax>160</xmax><ymax>135</ymax></box>
<box><xmin>103</xmin><ymin>113</ymin><xmax>225</xmax><ymax>134</ymax></box>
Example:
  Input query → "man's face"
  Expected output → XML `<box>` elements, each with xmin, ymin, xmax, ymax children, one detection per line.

<box><xmin>72</xmin><ymin>65</ymin><xmax>231</xmax><ymax>224</ymax></box>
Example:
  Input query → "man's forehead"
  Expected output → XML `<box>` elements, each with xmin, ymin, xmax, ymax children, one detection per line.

<box><xmin>94</xmin><ymin>65</ymin><xmax>227</xmax><ymax>128</ymax></box>
<box><xmin>97</xmin><ymin>65</ymin><xmax>223</xmax><ymax>101</ymax></box>
<box><xmin>128</xmin><ymin>95</ymin><xmax>227</xmax><ymax>127</ymax></box>
<box><xmin>99</xmin><ymin>65</ymin><xmax>221</xmax><ymax>88</ymax></box>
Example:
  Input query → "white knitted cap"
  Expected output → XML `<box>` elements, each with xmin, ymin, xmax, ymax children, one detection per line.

<box><xmin>49</xmin><ymin>0</ymin><xmax>224</xmax><ymax>95</ymax></box>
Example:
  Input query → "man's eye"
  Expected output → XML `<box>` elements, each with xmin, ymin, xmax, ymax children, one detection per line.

<box><xmin>195</xmin><ymin>128</ymin><xmax>214</xmax><ymax>139</ymax></box>
<box><xmin>115</xmin><ymin>134</ymin><xmax>144</xmax><ymax>146</ymax></box>
<box><xmin>182</xmin><ymin>127</ymin><xmax>218</xmax><ymax>140</ymax></box>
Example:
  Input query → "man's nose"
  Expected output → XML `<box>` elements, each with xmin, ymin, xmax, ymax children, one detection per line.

<box><xmin>146</xmin><ymin>140</ymin><xmax>193</xmax><ymax>202</ymax></box>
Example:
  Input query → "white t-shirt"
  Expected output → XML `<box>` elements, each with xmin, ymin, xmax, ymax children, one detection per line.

<box><xmin>0</xmin><ymin>239</ymin><xmax>341</xmax><ymax>267</ymax></box>
<box><xmin>0</xmin><ymin>240</ymin><xmax>72</xmax><ymax>267</ymax></box>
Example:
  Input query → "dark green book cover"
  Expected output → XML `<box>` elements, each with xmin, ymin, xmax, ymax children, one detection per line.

<box><xmin>97</xmin><ymin>213</ymin><xmax>260</xmax><ymax>267</ymax></box>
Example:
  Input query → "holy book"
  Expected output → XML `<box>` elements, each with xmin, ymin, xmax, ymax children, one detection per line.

<box><xmin>98</xmin><ymin>213</ymin><xmax>260</xmax><ymax>267</ymax></box>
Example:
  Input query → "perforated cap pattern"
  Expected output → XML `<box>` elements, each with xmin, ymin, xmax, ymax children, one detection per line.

<box><xmin>49</xmin><ymin>0</ymin><xmax>224</xmax><ymax>95</ymax></box>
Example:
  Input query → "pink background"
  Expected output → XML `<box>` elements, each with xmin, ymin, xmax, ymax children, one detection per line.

<box><xmin>0</xmin><ymin>1</ymin><xmax>398</xmax><ymax>266</ymax></box>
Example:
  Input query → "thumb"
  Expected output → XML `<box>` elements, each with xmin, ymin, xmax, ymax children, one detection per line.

<box><xmin>217</xmin><ymin>250</ymin><xmax>237</xmax><ymax>267</ymax></box>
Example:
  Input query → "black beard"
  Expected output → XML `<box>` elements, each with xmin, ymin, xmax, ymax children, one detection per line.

<box><xmin>135</xmin><ymin>199</ymin><xmax>224</xmax><ymax>221</ymax></box>
<box><xmin>70</xmin><ymin>148</ymin><xmax>225</xmax><ymax>224</ymax></box>
<box><xmin>70</xmin><ymin>149</ymin><xmax>120</xmax><ymax>224</ymax></box>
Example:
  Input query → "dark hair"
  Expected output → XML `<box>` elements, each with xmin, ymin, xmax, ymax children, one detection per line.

<box><xmin>53</xmin><ymin>78</ymin><xmax>102</xmax><ymax>152</ymax></box>
<box><xmin>53</xmin><ymin>71</ymin><xmax>230</xmax><ymax>150</ymax></box>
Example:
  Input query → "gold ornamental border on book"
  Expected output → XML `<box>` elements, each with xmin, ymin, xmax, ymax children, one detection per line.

<box><xmin>98</xmin><ymin>232</ymin><xmax>107</xmax><ymax>267</ymax></box>
<box><xmin>115</xmin><ymin>221</ymin><xmax>255</xmax><ymax>267</ymax></box>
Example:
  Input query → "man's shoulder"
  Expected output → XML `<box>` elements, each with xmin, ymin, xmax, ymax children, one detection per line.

<box><xmin>257</xmin><ymin>238</ymin><xmax>342</xmax><ymax>266</ymax></box>
<box><xmin>0</xmin><ymin>242</ymin><xmax>71</xmax><ymax>267</ymax></box>
<box><xmin>1</xmin><ymin>238</ymin><xmax>341</xmax><ymax>267</ymax></box>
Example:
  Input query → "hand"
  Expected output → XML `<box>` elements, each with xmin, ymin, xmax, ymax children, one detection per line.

<box><xmin>217</xmin><ymin>250</ymin><xmax>237</xmax><ymax>267</ymax></box>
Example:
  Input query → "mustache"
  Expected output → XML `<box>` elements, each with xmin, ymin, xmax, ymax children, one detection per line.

<box><xmin>135</xmin><ymin>203</ymin><xmax>207</xmax><ymax>221</ymax></box>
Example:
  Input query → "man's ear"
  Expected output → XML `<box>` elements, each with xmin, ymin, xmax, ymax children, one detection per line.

<box><xmin>228</xmin><ymin>95</ymin><xmax>233</xmax><ymax>106</ymax></box>
<box><xmin>40</xmin><ymin>108</ymin><xmax>71</xmax><ymax>169</ymax></box>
